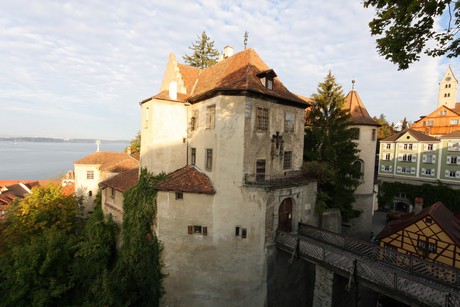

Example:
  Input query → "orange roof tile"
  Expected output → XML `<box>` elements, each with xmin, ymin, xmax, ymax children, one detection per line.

<box><xmin>146</xmin><ymin>48</ymin><xmax>308</xmax><ymax>108</ymax></box>
<box><xmin>99</xmin><ymin>168</ymin><xmax>139</xmax><ymax>192</ymax></box>
<box><xmin>73</xmin><ymin>152</ymin><xmax>139</xmax><ymax>173</ymax></box>
<box><xmin>157</xmin><ymin>165</ymin><xmax>215</xmax><ymax>194</ymax></box>
<box><xmin>343</xmin><ymin>90</ymin><xmax>379</xmax><ymax>126</ymax></box>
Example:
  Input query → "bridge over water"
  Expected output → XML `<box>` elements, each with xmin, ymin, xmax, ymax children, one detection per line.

<box><xmin>275</xmin><ymin>223</ymin><xmax>460</xmax><ymax>307</ymax></box>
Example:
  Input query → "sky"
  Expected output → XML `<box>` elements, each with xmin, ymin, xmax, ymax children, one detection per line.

<box><xmin>0</xmin><ymin>1</ymin><xmax>458</xmax><ymax>140</ymax></box>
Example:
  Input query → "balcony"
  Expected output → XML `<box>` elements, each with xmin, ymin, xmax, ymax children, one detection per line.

<box><xmin>243</xmin><ymin>170</ymin><xmax>314</xmax><ymax>189</ymax></box>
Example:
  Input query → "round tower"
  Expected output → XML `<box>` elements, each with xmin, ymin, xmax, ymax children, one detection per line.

<box><xmin>343</xmin><ymin>82</ymin><xmax>380</xmax><ymax>237</ymax></box>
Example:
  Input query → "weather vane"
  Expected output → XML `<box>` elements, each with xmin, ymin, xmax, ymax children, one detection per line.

<box><xmin>352</xmin><ymin>79</ymin><xmax>355</xmax><ymax>90</ymax></box>
<box><xmin>244</xmin><ymin>31</ymin><xmax>248</xmax><ymax>49</ymax></box>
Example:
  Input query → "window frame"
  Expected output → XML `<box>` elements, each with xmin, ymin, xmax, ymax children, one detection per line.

<box><xmin>283</xmin><ymin>151</ymin><xmax>292</xmax><ymax>170</ymax></box>
<box><xmin>206</xmin><ymin>105</ymin><xmax>216</xmax><ymax>129</ymax></box>
<box><xmin>205</xmin><ymin>148</ymin><xmax>213</xmax><ymax>170</ymax></box>
<box><xmin>86</xmin><ymin>170</ymin><xmax>94</xmax><ymax>180</ymax></box>
<box><xmin>256</xmin><ymin>107</ymin><xmax>269</xmax><ymax>132</ymax></box>
<box><xmin>191</xmin><ymin>147</ymin><xmax>196</xmax><ymax>166</ymax></box>
<box><xmin>256</xmin><ymin>159</ymin><xmax>266</xmax><ymax>181</ymax></box>
<box><xmin>284</xmin><ymin>112</ymin><xmax>295</xmax><ymax>133</ymax></box>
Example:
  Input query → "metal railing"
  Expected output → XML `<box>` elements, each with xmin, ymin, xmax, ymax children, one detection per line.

<box><xmin>276</xmin><ymin>224</ymin><xmax>460</xmax><ymax>307</ymax></box>
<box><xmin>244</xmin><ymin>170</ymin><xmax>313</xmax><ymax>188</ymax></box>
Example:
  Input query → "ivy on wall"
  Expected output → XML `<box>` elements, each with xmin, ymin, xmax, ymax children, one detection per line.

<box><xmin>378</xmin><ymin>181</ymin><xmax>460</xmax><ymax>213</ymax></box>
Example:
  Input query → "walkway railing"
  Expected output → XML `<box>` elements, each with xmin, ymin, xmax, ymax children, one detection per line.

<box><xmin>276</xmin><ymin>223</ymin><xmax>460</xmax><ymax>307</ymax></box>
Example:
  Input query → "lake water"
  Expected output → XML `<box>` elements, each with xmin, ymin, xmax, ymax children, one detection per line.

<box><xmin>0</xmin><ymin>141</ymin><xmax>129</xmax><ymax>180</ymax></box>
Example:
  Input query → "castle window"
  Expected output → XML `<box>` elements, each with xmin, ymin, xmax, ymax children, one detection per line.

<box><xmin>87</xmin><ymin>170</ymin><xmax>94</xmax><ymax>180</ymax></box>
<box><xmin>427</xmin><ymin>120</ymin><xmax>434</xmax><ymax>126</ymax></box>
<box><xmin>386</xmin><ymin>144</ymin><xmax>391</xmax><ymax>149</ymax></box>
<box><xmin>257</xmin><ymin>69</ymin><xmax>277</xmax><ymax>90</ymax></box>
<box><xmin>427</xmin><ymin>242</ymin><xmax>436</xmax><ymax>253</ymax></box>
<box><xmin>283</xmin><ymin>151</ymin><xmax>292</xmax><ymax>169</ymax></box>
<box><xmin>425</xmin><ymin>217</ymin><xmax>432</xmax><ymax>224</ymax></box>
<box><xmin>191</xmin><ymin>110</ymin><xmax>199</xmax><ymax>131</ymax></box>
<box><xmin>427</xmin><ymin>144</ymin><xmax>433</xmax><ymax>151</ymax></box>
<box><xmin>145</xmin><ymin>107</ymin><xmax>149</xmax><ymax>128</ymax></box>
<box><xmin>241</xmin><ymin>228</ymin><xmax>247</xmax><ymax>238</ymax></box>
<box><xmin>205</xmin><ymin>149</ymin><xmax>213</xmax><ymax>170</ymax></box>
<box><xmin>188</xmin><ymin>225</ymin><xmax>207</xmax><ymax>236</ymax></box>
<box><xmin>256</xmin><ymin>107</ymin><xmax>269</xmax><ymax>131</ymax></box>
<box><xmin>350</xmin><ymin>128</ymin><xmax>360</xmax><ymax>140</ymax></box>
<box><xmin>256</xmin><ymin>159</ymin><xmax>266</xmax><ymax>181</ymax></box>
<box><xmin>385</xmin><ymin>153</ymin><xmax>391</xmax><ymax>160</ymax></box>
<box><xmin>191</xmin><ymin>148</ymin><xmax>196</xmax><ymax>165</ymax></box>
<box><xmin>266</xmin><ymin>78</ymin><xmax>273</xmax><ymax>90</ymax></box>
<box><xmin>206</xmin><ymin>105</ymin><xmax>216</xmax><ymax>129</ymax></box>
<box><xmin>175</xmin><ymin>192</ymin><xmax>183</xmax><ymax>200</ymax></box>
<box><xmin>284</xmin><ymin>112</ymin><xmax>295</xmax><ymax>133</ymax></box>
<box><xmin>451</xmin><ymin>119</ymin><xmax>458</xmax><ymax>125</ymax></box>
<box><xmin>111</xmin><ymin>188</ymin><xmax>115</xmax><ymax>198</ymax></box>
<box><xmin>372</xmin><ymin>129</ymin><xmax>376</xmax><ymax>141</ymax></box>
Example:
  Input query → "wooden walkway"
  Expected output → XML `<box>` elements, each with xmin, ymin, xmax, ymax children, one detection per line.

<box><xmin>276</xmin><ymin>223</ymin><xmax>460</xmax><ymax>307</ymax></box>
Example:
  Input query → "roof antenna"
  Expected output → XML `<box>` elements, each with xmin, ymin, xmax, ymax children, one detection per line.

<box><xmin>351</xmin><ymin>79</ymin><xmax>355</xmax><ymax>90</ymax></box>
<box><xmin>244</xmin><ymin>31</ymin><xmax>248</xmax><ymax>49</ymax></box>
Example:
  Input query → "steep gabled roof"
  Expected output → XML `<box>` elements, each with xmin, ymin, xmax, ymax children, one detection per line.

<box><xmin>376</xmin><ymin>202</ymin><xmax>460</xmax><ymax>246</ymax></box>
<box><xmin>343</xmin><ymin>90</ymin><xmax>379</xmax><ymax>126</ymax></box>
<box><xmin>73</xmin><ymin>152</ymin><xmax>139</xmax><ymax>173</ymax></box>
<box><xmin>99</xmin><ymin>167</ymin><xmax>139</xmax><ymax>192</ymax></box>
<box><xmin>145</xmin><ymin>48</ymin><xmax>308</xmax><ymax>108</ymax></box>
<box><xmin>381</xmin><ymin>128</ymin><xmax>439</xmax><ymax>142</ymax></box>
<box><xmin>157</xmin><ymin>165</ymin><xmax>215</xmax><ymax>194</ymax></box>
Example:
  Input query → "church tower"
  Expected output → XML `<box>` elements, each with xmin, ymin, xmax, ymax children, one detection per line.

<box><xmin>438</xmin><ymin>66</ymin><xmax>458</xmax><ymax>109</ymax></box>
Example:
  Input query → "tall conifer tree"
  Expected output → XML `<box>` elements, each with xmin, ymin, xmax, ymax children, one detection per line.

<box><xmin>304</xmin><ymin>71</ymin><xmax>361</xmax><ymax>220</ymax></box>
<box><xmin>183</xmin><ymin>31</ymin><xmax>219</xmax><ymax>68</ymax></box>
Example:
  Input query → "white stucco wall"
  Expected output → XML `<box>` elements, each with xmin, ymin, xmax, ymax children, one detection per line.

<box><xmin>140</xmin><ymin>98</ymin><xmax>188</xmax><ymax>175</ymax></box>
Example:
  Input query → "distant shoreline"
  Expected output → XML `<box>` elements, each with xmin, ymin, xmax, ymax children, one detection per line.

<box><xmin>0</xmin><ymin>137</ymin><xmax>129</xmax><ymax>144</ymax></box>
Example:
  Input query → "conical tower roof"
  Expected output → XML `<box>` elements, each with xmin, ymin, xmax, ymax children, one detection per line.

<box><xmin>343</xmin><ymin>89</ymin><xmax>379</xmax><ymax>126</ymax></box>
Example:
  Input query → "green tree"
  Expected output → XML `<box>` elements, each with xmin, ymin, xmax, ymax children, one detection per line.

<box><xmin>304</xmin><ymin>71</ymin><xmax>361</xmax><ymax>220</ymax></box>
<box><xmin>125</xmin><ymin>131</ymin><xmax>141</xmax><ymax>155</ymax></box>
<box><xmin>364</xmin><ymin>0</ymin><xmax>459</xmax><ymax>70</ymax></box>
<box><xmin>110</xmin><ymin>169</ymin><xmax>166</xmax><ymax>306</ymax></box>
<box><xmin>402</xmin><ymin>117</ymin><xmax>409</xmax><ymax>129</ymax></box>
<box><xmin>373</xmin><ymin>113</ymin><xmax>395</xmax><ymax>140</ymax></box>
<box><xmin>183</xmin><ymin>31</ymin><xmax>220</xmax><ymax>68</ymax></box>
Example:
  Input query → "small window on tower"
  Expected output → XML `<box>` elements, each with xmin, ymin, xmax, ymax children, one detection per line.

<box><xmin>175</xmin><ymin>192</ymin><xmax>183</xmax><ymax>200</ymax></box>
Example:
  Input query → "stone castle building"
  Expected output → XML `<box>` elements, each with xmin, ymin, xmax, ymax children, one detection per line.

<box><xmin>140</xmin><ymin>47</ymin><xmax>318</xmax><ymax>306</ymax></box>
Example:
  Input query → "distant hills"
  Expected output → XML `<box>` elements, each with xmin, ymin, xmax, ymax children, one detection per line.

<box><xmin>0</xmin><ymin>137</ymin><xmax>129</xmax><ymax>143</ymax></box>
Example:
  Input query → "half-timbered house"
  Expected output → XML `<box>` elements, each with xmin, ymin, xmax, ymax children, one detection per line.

<box><xmin>376</xmin><ymin>201</ymin><xmax>460</xmax><ymax>269</ymax></box>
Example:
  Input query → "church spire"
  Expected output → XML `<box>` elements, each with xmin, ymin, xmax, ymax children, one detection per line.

<box><xmin>437</xmin><ymin>66</ymin><xmax>458</xmax><ymax>109</ymax></box>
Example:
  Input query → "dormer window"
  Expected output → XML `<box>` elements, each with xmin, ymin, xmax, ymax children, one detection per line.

<box><xmin>257</xmin><ymin>69</ymin><xmax>277</xmax><ymax>90</ymax></box>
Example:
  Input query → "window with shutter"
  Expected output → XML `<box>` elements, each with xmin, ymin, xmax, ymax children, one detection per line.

<box><xmin>422</xmin><ymin>155</ymin><xmax>427</xmax><ymax>163</ymax></box>
<box><xmin>389</xmin><ymin>166</ymin><xmax>392</xmax><ymax>171</ymax></box>
<box><xmin>411</xmin><ymin>167</ymin><xmax>416</xmax><ymax>174</ymax></box>
<box><xmin>446</xmin><ymin>170</ymin><xmax>450</xmax><ymax>177</ymax></box>
<box><xmin>447</xmin><ymin>156</ymin><xmax>452</xmax><ymax>163</ymax></box>
<box><xmin>421</xmin><ymin>168</ymin><xmax>426</xmax><ymax>175</ymax></box>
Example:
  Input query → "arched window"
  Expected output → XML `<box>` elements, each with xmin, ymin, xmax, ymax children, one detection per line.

<box><xmin>353</xmin><ymin>160</ymin><xmax>364</xmax><ymax>180</ymax></box>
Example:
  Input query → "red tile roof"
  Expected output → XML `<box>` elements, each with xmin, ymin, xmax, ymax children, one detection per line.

<box><xmin>144</xmin><ymin>48</ymin><xmax>308</xmax><ymax>108</ymax></box>
<box><xmin>73</xmin><ymin>152</ymin><xmax>139</xmax><ymax>173</ymax></box>
<box><xmin>343</xmin><ymin>90</ymin><xmax>380</xmax><ymax>126</ymax></box>
<box><xmin>99</xmin><ymin>167</ymin><xmax>139</xmax><ymax>192</ymax></box>
<box><xmin>381</xmin><ymin>128</ymin><xmax>439</xmax><ymax>142</ymax></box>
<box><xmin>440</xmin><ymin>130</ymin><xmax>460</xmax><ymax>139</ymax></box>
<box><xmin>157</xmin><ymin>165</ymin><xmax>215</xmax><ymax>194</ymax></box>
<box><xmin>376</xmin><ymin>202</ymin><xmax>460</xmax><ymax>246</ymax></box>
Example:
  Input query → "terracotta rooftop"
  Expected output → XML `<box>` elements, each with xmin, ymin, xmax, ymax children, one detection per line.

<box><xmin>157</xmin><ymin>165</ymin><xmax>215</xmax><ymax>194</ymax></box>
<box><xmin>73</xmin><ymin>152</ymin><xmax>139</xmax><ymax>173</ymax></box>
<box><xmin>376</xmin><ymin>202</ymin><xmax>460</xmax><ymax>246</ymax></box>
<box><xmin>440</xmin><ymin>130</ymin><xmax>460</xmax><ymax>139</ymax></box>
<box><xmin>144</xmin><ymin>48</ymin><xmax>309</xmax><ymax>108</ymax></box>
<box><xmin>381</xmin><ymin>128</ymin><xmax>439</xmax><ymax>142</ymax></box>
<box><xmin>343</xmin><ymin>90</ymin><xmax>380</xmax><ymax>126</ymax></box>
<box><xmin>99</xmin><ymin>167</ymin><xmax>139</xmax><ymax>192</ymax></box>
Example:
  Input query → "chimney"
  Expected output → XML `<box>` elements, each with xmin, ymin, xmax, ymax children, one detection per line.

<box><xmin>218</xmin><ymin>53</ymin><xmax>224</xmax><ymax>62</ymax></box>
<box><xmin>223</xmin><ymin>46</ymin><xmax>234</xmax><ymax>58</ymax></box>
<box><xmin>169</xmin><ymin>80</ymin><xmax>177</xmax><ymax>100</ymax></box>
